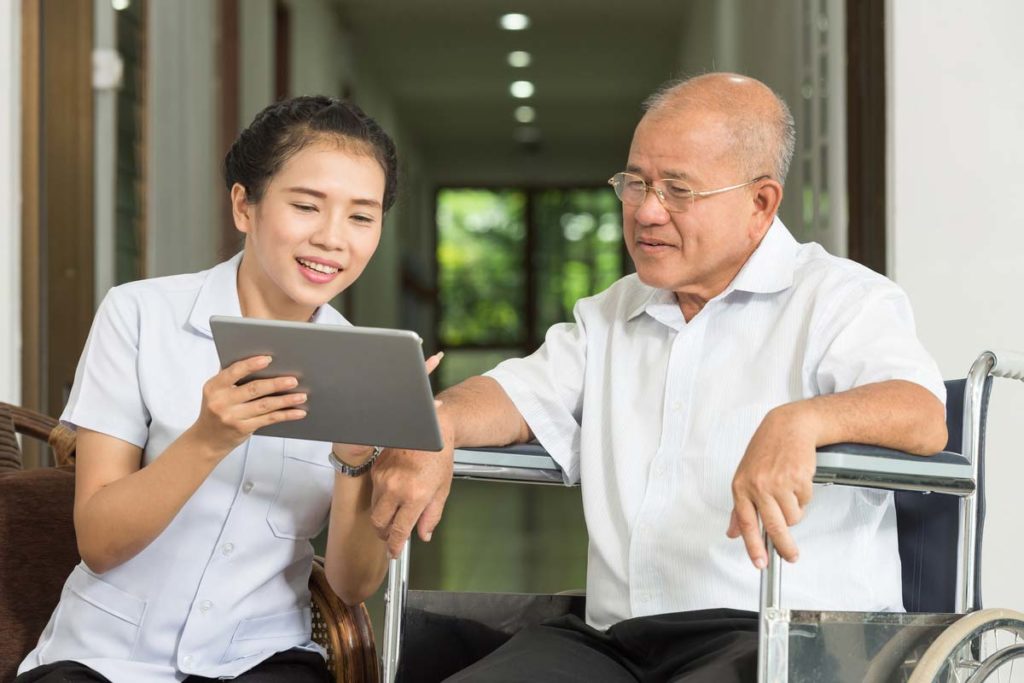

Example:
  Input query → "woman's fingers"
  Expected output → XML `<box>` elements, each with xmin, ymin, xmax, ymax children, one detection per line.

<box><xmin>424</xmin><ymin>351</ymin><xmax>444</xmax><ymax>376</ymax></box>
<box><xmin>231</xmin><ymin>374</ymin><xmax>300</xmax><ymax>403</ymax></box>
<box><xmin>245</xmin><ymin>406</ymin><xmax>308</xmax><ymax>431</ymax></box>
<box><xmin>218</xmin><ymin>355</ymin><xmax>273</xmax><ymax>386</ymax></box>
<box><xmin>235</xmin><ymin>392</ymin><xmax>308</xmax><ymax>420</ymax></box>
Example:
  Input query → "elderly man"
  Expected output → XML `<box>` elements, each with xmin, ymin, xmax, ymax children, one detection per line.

<box><xmin>371</xmin><ymin>73</ymin><xmax>947</xmax><ymax>682</ymax></box>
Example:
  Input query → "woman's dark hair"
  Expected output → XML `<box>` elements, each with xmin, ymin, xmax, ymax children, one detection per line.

<box><xmin>224</xmin><ymin>95</ymin><xmax>398</xmax><ymax>211</ymax></box>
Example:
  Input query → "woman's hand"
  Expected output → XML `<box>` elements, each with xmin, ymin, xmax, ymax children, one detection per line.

<box><xmin>189</xmin><ymin>355</ymin><xmax>307</xmax><ymax>457</ymax></box>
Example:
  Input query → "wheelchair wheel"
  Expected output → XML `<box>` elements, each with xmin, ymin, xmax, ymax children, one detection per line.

<box><xmin>908</xmin><ymin>608</ymin><xmax>1024</xmax><ymax>682</ymax></box>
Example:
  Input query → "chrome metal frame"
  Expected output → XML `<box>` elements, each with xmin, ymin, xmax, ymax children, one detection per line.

<box><xmin>755</xmin><ymin>350</ymin><xmax>1024</xmax><ymax>682</ymax></box>
<box><xmin>957</xmin><ymin>351</ymin><xmax>996</xmax><ymax>613</ymax></box>
<box><xmin>382</xmin><ymin>549</ymin><xmax>410</xmax><ymax>683</ymax></box>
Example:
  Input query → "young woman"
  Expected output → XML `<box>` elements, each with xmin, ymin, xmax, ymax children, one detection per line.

<box><xmin>17</xmin><ymin>96</ymin><xmax>432</xmax><ymax>683</ymax></box>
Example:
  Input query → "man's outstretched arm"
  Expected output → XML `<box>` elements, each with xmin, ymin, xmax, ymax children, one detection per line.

<box><xmin>369</xmin><ymin>376</ymin><xmax>532</xmax><ymax>558</ymax></box>
<box><xmin>727</xmin><ymin>379</ymin><xmax>947</xmax><ymax>568</ymax></box>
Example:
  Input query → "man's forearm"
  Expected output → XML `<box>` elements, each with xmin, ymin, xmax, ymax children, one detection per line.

<box><xmin>787</xmin><ymin>379</ymin><xmax>947</xmax><ymax>455</ymax></box>
<box><xmin>436</xmin><ymin>375</ymin><xmax>532</xmax><ymax>449</ymax></box>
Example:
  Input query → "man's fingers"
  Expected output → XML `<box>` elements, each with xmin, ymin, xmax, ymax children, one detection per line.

<box><xmin>726</xmin><ymin>508</ymin><xmax>740</xmax><ymax>539</ymax></box>
<box><xmin>758</xmin><ymin>496</ymin><xmax>800</xmax><ymax>563</ymax></box>
<box><xmin>369</xmin><ymin>491</ymin><xmax>399</xmax><ymax>542</ymax></box>
<box><xmin>416</xmin><ymin>488</ymin><xmax>450</xmax><ymax>542</ymax></box>
<box><xmin>779</xmin><ymin>492</ymin><xmax>805</xmax><ymax>527</ymax></box>
<box><xmin>386</xmin><ymin>505</ymin><xmax>421</xmax><ymax>558</ymax></box>
<box><xmin>732</xmin><ymin>496</ymin><xmax>766</xmax><ymax>568</ymax></box>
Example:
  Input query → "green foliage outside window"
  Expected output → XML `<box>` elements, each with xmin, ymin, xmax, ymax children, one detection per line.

<box><xmin>437</xmin><ymin>189</ymin><xmax>526</xmax><ymax>347</ymax></box>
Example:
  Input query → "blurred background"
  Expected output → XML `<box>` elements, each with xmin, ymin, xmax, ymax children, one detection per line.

<box><xmin>1</xmin><ymin>0</ymin><xmax>1022</xmax><ymax>633</ymax></box>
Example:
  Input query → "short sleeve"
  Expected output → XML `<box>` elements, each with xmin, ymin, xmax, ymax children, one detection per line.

<box><xmin>811</xmin><ymin>279</ymin><xmax>946</xmax><ymax>405</ymax></box>
<box><xmin>484</xmin><ymin>305</ymin><xmax>587</xmax><ymax>484</ymax></box>
<box><xmin>61</xmin><ymin>288</ymin><xmax>151</xmax><ymax>448</ymax></box>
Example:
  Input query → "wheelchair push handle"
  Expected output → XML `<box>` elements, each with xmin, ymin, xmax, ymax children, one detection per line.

<box><xmin>988</xmin><ymin>348</ymin><xmax>1024</xmax><ymax>382</ymax></box>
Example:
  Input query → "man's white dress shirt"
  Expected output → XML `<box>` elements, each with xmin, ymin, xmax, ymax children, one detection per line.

<box><xmin>19</xmin><ymin>253</ymin><xmax>344</xmax><ymax>682</ymax></box>
<box><xmin>486</xmin><ymin>219</ymin><xmax>945</xmax><ymax>631</ymax></box>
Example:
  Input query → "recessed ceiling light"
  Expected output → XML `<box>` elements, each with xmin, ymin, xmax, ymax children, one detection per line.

<box><xmin>513</xmin><ymin>127</ymin><xmax>542</xmax><ymax>144</ymax></box>
<box><xmin>510</xmin><ymin>80</ymin><xmax>535</xmax><ymax>99</ymax></box>
<box><xmin>499</xmin><ymin>13</ymin><xmax>530</xmax><ymax>31</ymax></box>
<box><xmin>507</xmin><ymin>51</ymin><xmax>531</xmax><ymax>68</ymax></box>
<box><xmin>111</xmin><ymin>0</ymin><xmax>130</xmax><ymax>9</ymax></box>
<box><xmin>514</xmin><ymin>106</ymin><xmax>536</xmax><ymax>124</ymax></box>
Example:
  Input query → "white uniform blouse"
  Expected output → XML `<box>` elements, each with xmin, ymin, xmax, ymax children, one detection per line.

<box><xmin>19</xmin><ymin>253</ymin><xmax>346</xmax><ymax>682</ymax></box>
<box><xmin>485</xmin><ymin>219</ymin><xmax>946</xmax><ymax>631</ymax></box>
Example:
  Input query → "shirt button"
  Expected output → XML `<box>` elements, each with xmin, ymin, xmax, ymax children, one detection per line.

<box><xmin>242</xmin><ymin>481</ymin><xmax>254</xmax><ymax>494</ymax></box>
<box><xmin>182</xmin><ymin>655</ymin><xmax>193</xmax><ymax>667</ymax></box>
<box><xmin>199</xmin><ymin>600</ymin><xmax>213</xmax><ymax>613</ymax></box>
<box><xmin>672</xmin><ymin>401</ymin><xmax>682</xmax><ymax>412</ymax></box>
<box><xmin>222</xmin><ymin>542</ymin><xmax>235</xmax><ymax>556</ymax></box>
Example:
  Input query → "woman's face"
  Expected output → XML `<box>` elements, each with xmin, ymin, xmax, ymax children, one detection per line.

<box><xmin>233</xmin><ymin>139</ymin><xmax>386</xmax><ymax>320</ymax></box>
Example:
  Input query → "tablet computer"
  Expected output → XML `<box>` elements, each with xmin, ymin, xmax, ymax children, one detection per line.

<box><xmin>210</xmin><ymin>315</ymin><xmax>443</xmax><ymax>451</ymax></box>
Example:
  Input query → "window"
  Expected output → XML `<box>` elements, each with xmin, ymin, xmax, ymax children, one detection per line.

<box><xmin>436</xmin><ymin>186</ymin><xmax>626</xmax><ymax>389</ymax></box>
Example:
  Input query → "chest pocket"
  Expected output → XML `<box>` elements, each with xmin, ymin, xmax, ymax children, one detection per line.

<box><xmin>267</xmin><ymin>441</ymin><xmax>335</xmax><ymax>540</ymax></box>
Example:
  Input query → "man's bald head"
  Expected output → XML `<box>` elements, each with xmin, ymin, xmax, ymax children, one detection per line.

<box><xmin>642</xmin><ymin>73</ymin><xmax>796</xmax><ymax>185</ymax></box>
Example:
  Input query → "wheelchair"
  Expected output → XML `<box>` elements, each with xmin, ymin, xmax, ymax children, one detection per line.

<box><xmin>381</xmin><ymin>350</ymin><xmax>1024</xmax><ymax>682</ymax></box>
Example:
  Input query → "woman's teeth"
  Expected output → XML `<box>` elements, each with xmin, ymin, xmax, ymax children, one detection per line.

<box><xmin>297</xmin><ymin>258</ymin><xmax>339</xmax><ymax>274</ymax></box>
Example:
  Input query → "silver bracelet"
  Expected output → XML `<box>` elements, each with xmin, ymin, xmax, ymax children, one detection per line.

<box><xmin>328</xmin><ymin>446</ymin><xmax>383</xmax><ymax>477</ymax></box>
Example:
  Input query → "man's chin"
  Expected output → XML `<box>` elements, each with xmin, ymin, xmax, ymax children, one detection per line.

<box><xmin>634</xmin><ymin>266</ymin><xmax>691</xmax><ymax>292</ymax></box>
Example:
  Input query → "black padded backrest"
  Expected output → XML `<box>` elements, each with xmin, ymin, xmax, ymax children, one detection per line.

<box><xmin>895</xmin><ymin>378</ymin><xmax>990</xmax><ymax>612</ymax></box>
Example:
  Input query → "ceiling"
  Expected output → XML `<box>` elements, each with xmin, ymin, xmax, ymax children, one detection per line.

<box><xmin>335</xmin><ymin>0</ymin><xmax>690</xmax><ymax>185</ymax></box>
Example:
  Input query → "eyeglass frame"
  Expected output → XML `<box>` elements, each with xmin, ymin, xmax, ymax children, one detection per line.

<box><xmin>607</xmin><ymin>171</ymin><xmax>771</xmax><ymax>213</ymax></box>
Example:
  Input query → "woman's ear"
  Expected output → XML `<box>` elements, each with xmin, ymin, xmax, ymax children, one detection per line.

<box><xmin>231</xmin><ymin>183</ymin><xmax>254</xmax><ymax>235</ymax></box>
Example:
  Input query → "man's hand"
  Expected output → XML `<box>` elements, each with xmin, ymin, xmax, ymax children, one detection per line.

<box><xmin>369</xmin><ymin>427</ymin><xmax>454</xmax><ymax>559</ymax></box>
<box><xmin>726</xmin><ymin>403</ymin><xmax>819</xmax><ymax>568</ymax></box>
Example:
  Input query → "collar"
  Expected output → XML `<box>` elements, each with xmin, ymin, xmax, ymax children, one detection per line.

<box><xmin>187</xmin><ymin>252</ymin><xmax>347</xmax><ymax>338</ymax></box>
<box><xmin>625</xmin><ymin>217</ymin><xmax>799</xmax><ymax>322</ymax></box>
<box><xmin>723</xmin><ymin>217</ymin><xmax>798</xmax><ymax>296</ymax></box>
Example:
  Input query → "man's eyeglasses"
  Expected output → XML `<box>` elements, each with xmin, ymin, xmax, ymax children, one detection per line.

<box><xmin>607</xmin><ymin>172</ymin><xmax>769</xmax><ymax>213</ymax></box>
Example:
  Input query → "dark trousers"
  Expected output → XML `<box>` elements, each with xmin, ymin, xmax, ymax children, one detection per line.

<box><xmin>444</xmin><ymin>609</ymin><xmax>759</xmax><ymax>683</ymax></box>
<box><xmin>14</xmin><ymin>648</ymin><xmax>331</xmax><ymax>683</ymax></box>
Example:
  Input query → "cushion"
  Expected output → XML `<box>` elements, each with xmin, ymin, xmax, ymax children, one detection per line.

<box><xmin>0</xmin><ymin>466</ymin><xmax>79</xmax><ymax>681</ymax></box>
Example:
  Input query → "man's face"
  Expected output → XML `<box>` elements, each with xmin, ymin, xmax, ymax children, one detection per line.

<box><xmin>623</xmin><ymin>108</ymin><xmax>764</xmax><ymax>301</ymax></box>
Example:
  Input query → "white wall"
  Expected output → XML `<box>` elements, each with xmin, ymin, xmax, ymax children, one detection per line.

<box><xmin>146</xmin><ymin>0</ymin><xmax>221</xmax><ymax>277</ymax></box>
<box><xmin>0</xmin><ymin>0</ymin><xmax>21</xmax><ymax>404</ymax></box>
<box><xmin>890</xmin><ymin>0</ymin><xmax>1024</xmax><ymax>610</ymax></box>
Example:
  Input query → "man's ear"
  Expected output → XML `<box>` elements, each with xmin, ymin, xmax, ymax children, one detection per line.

<box><xmin>231</xmin><ymin>183</ymin><xmax>254</xmax><ymax>235</ymax></box>
<box><xmin>750</xmin><ymin>178</ymin><xmax>783</xmax><ymax>238</ymax></box>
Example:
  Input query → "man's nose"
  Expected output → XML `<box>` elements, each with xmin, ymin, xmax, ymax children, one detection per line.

<box><xmin>633</xmin><ymin>188</ymin><xmax>670</xmax><ymax>226</ymax></box>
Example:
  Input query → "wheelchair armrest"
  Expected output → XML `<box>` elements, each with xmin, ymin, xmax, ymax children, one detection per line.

<box><xmin>453</xmin><ymin>443</ymin><xmax>976</xmax><ymax>495</ymax></box>
<box><xmin>814</xmin><ymin>444</ymin><xmax>974</xmax><ymax>496</ymax></box>
<box><xmin>453</xmin><ymin>444</ymin><xmax>567</xmax><ymax>484</ymax></box>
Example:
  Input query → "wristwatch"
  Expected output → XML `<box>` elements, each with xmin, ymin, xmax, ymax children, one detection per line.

<box><xmin>328</xmin><ymin>446</ymin><xmax>383</xmax><ymax>477</ymax></box>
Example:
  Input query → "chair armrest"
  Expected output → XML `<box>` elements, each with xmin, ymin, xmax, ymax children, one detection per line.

<box><xmin>814</xmin><ymin>444</ymin><xmax>974</xmax><ymax>496</ymax></box>
<box><xmin>309</xmin><ymin>557</ymin><xmax>379</xmax><ymax>683</ymax></box>
<box><xmin>453</xmin><ymin>444</ymin><xmax>566</xmax><ymax>484</ymax></box>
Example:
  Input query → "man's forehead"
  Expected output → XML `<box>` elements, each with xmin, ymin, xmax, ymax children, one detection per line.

<box><xmin>624</xmin><ymin>161</ymin><xmax>695</xmax><ymax>182</ymax></box>
<box><xmin>627</xmin><ymin>110</ymin><xmax>734</xmax><ymax>178</ymax></box>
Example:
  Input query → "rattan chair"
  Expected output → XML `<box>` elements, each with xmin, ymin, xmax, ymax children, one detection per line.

<box><xmin>0</xmin><ymin>401</ymin><xmax>378</xmax><ymax>683</ymax></box>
